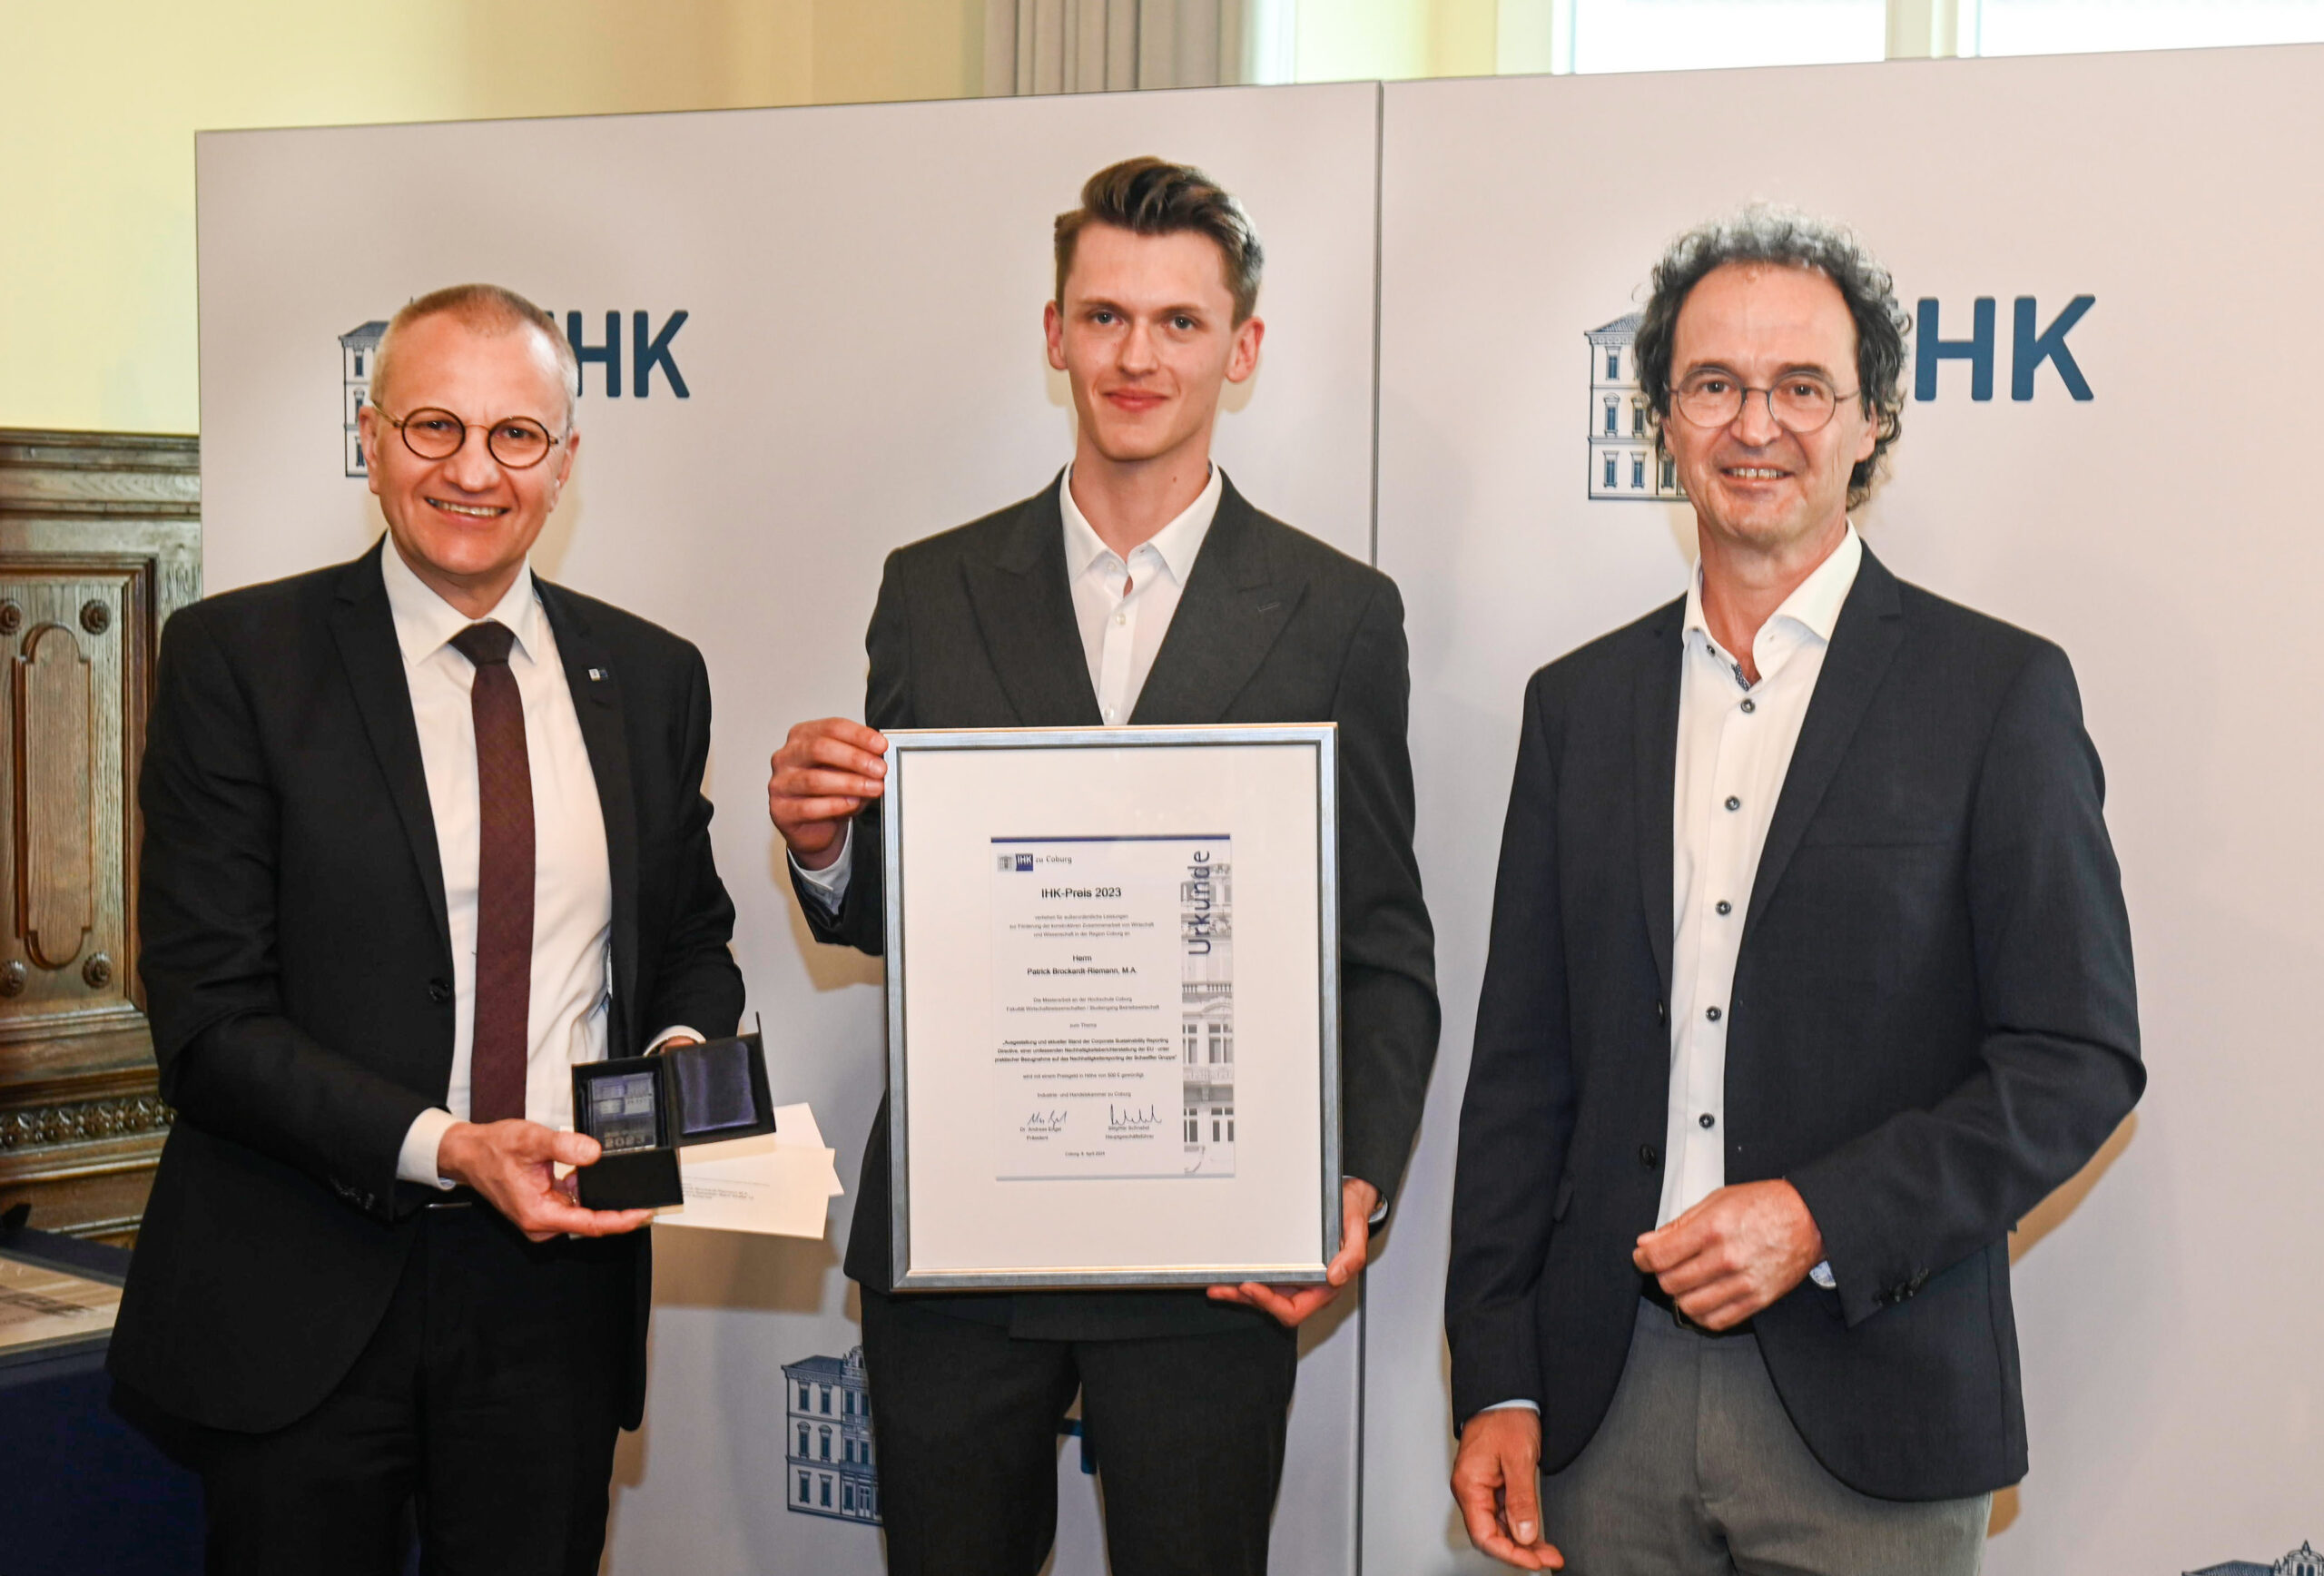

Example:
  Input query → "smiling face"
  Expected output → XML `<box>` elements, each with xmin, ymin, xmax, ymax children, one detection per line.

<box><xmin>1664</xmin><ymin>261</ymin><xmax>1876</xmax><ymax>564</ymax></box>
<box><xmin>359</xmin><ymin>311</ymin><xmax>577</xmax><ymax>617</ymax></box>
<box><xmin>1043</xmin><ymin>222</ymin><xmax>1263</xmax><ymax>473</ymax></box>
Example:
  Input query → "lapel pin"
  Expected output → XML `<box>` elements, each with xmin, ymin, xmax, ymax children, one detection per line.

<box><xmin>588</xmin><ymin>667</ymin><xmax>608</xmax><ymax>682</ymax></box>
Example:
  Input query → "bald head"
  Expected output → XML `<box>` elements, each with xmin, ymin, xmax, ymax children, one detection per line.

<box><xmin>369</xmin><ymin>283</ymin><xmax>578</xmax><ymax>429</ymax></box>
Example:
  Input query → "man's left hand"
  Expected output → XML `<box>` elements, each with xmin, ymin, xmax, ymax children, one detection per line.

<box><xmin>1207</xmin><ymin>1177</ymin><xmax>1380</xmax><ymax>1327</ymax></box>
<box><xmin>1632</xmin><ymin>1178</ymin><xmax>1824</xmax><ymax>1331</ymax></box>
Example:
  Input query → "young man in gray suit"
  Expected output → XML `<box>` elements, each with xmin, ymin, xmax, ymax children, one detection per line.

<box><xmin>767</xmin><ymin>158</ymin><xmax>1438</xmax><ymax>1576</ymax></box>
<box><xmin>1446</xmin><ymin>209</ymin><xmax>2142</xmax><ymax>1572</ymax></box>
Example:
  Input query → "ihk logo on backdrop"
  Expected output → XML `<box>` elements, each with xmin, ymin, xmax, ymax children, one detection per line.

<box><xmin>338</xmin><ymin>310</ymin><xmax>691</xmax><ymax>478</ymax></box>
<box><xmin>1581</xmin><ymin>294</ymin><xmax>2095</xmax><ymax>503</ymax></box>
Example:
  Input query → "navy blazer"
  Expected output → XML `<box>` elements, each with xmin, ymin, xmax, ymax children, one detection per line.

<box><xmin>1445</xmin><ymin>547</ymin><xmax>2142</xmax><ymax>1500</ymax></box>
<box><xmin>112</xmin><ymin>540</ymin><xmax>744</xmax><ymax>1433</ymax></box>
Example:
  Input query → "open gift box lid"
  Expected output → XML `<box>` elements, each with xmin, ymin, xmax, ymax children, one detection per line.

<box><xmin>571</xmin><ymin>1031</ymin><xmax>774</xmax><ymax>1210</ymax></box>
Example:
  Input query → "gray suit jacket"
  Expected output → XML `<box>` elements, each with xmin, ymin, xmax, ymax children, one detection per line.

<box><xmin>798</xmin><ymin>473</ymin><xmax>1440</xmax><ymax>1340</ymax></box>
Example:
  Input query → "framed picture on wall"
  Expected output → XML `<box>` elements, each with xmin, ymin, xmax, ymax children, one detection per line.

<box><xmin>880</xmin><ymin>725</ymin><xmax>1342</xmax><ymax>1291</ymax></box>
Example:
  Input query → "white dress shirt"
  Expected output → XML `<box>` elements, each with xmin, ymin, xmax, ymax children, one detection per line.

<box><xmin>1482</xmin><ymin>526</ymin><xmax>1860</xmax><ymax>1418</ymax></box>
<box><xmin>794</xmin><ymin>465</ymin><xmax>1223</xmax><ymax>905</ymax></box>
<box><xmin>380</xmin><ymin>540</ymin><xmax>634</xmax><ymax>1186</ymax></box>
<box><xmin>1062</xmin><ymin>460</ymin><xmax>1223</xmax><ymax>725</ymax></box>
<box><xmin>1660</xmin><ymin>524</ymin><xmax>1861</xmax><ymax>1233</ymax></box>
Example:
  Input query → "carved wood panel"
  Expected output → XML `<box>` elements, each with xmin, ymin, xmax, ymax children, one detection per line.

<box><xmin>0</xmin><ymin>430</ymin><xmax>198</xmax><ymax>1244</ymax></box>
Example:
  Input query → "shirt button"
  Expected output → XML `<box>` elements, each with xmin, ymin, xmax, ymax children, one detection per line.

<box><xmin>1715</xmin><ymin>900</ymin><xmax>1732</xmax><ymax>916</ymax></box>
<box><xmin>1699</xmin><ymin>1113</ymin><xmax>1717</xmax><ymax>1129</ymax></box>
<box><xmin>1740</xmin><ymin>698</ymin><xmax>1756</xmax><ymax>714</ymax></box>
<box><xmin>1706</xmin><ymin>1006</ymin><xmax>1722</xmax><ymax>1022</ymax></box>
<box><xmin>1725</xmin><ymin>796</ymin><xmax>1741</xmax><ymax>812</ymax></box>
<box><xmin>1114</xmin><ymin>614</ymin><xmax>1127</xmax><ymax>625</ymax></box>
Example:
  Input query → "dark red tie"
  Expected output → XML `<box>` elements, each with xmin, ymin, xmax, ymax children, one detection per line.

<box><xmin>452</xmin><ymin>621</ymin><xmax>533</xmax><ymax>1124</ymax></box>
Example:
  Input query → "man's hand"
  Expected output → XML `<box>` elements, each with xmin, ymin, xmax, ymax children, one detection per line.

<box><xmin>768</xmin><ymin>718</ymin><xmax>888</xmax><ymax>869</ymax></box>
<box><xmin>1206</xmin><ymin>1177</ymin><xmax>1378</xmax><ymax>1327</ymax></box>
<box><xmin>1451</xmin><ymin>1406</ymin><xmax>1562</xmax><ymax>1570</ymax></box>
<box><xmin>436</xmin><ymin>1120</ymin><xmax>655</xmax><ymax>1243</ymax></box>
<box><xmin>1632</xmin><ymin>1177</ymin><xmax>1824</xmax><ymax>1331</ymax></box>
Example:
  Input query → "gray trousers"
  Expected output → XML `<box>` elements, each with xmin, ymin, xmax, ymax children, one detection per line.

<box><xmin>1538</xmin><ymin>1299</ymin><xmax>1991</xmax><ymax>1576</ymax></box>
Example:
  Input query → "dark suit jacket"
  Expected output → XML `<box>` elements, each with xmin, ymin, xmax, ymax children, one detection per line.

<box><xmin>796</xmin><ymin>473</ymin><xmax>1439</xmax><ymax>1340</ymax></box>
<box><xmin>1444</xmin><ymin>547</ymin><xmax>2142</xmax><ymax>1501</ymax></box>
<box><xmin>110</xmin><ymin>539</ymin><xmax>745</xmax><ymax>1434</ymax></box>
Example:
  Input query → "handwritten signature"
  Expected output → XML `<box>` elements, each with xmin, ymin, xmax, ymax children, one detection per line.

<box><xmin>1106</xmin><ymin>1103</ymin><xmax>1162</xmax><ymax>1134</ymax></box>
<box><xmin>1020</xmin><ymin>1110</ymin><xmax>1069</xmax><ymax>1134</ymax></box>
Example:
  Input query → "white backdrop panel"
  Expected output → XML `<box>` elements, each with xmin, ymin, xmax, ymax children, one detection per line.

<box><xmin>195</xmin><ymin>82</ymin><xmax>1382</xmax><ymax>1576</ymax></box>
<box><xmin>1371</xmin><ymin>46</ymin><xmax>2324</xmax><ymax>1576</ymax></box>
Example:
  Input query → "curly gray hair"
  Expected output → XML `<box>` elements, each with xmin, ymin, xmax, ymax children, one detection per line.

<box><xmin>1632</xmin><ymin>205</ymin><xmax>1911</xmax><ymax>507</ymax></box>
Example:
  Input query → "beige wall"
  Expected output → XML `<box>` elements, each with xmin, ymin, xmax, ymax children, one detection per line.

<box><xmin>1</xmin><ymin>0</ymin><xmax>982</xmax><ymax>435</ymax></box>
<box><xmin>1293</xmin><ymin>0</ymin><xmax>1500</xmax><ymax>84</ymax></box>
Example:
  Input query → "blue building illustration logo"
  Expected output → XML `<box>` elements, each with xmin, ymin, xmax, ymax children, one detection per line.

<box><xmin>779</xmin><ymin>1342</ymin><xmax>1099</xmax><ymax>1528</ymax></box>
<box><xmin>783</xmin><ymin>1346</ymin><xmax>880</xmax><ymax>1524</ymax></box>
<box><xmin>340</xmin><ymin>320</ymin><xmax>389</xmax><ymax>478</ymax></box>
<box><xmin>1585</xmin><ymin>313</ymin><xmax>1684</xmax><ymax>504</ymax></box>
<box><xmin>2187</xmin><ymin>1540</ymin><xmax>2323</xmax><ymax>1576</ymax></box>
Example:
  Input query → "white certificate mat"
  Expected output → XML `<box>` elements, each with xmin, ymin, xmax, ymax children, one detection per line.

<box><xmin>659</xmin><ymin>1102</ymin><xmax>847</xmax><ymax>1238</ymax></box>
<box><xmin>886</xmin><ymin>727</ymin><xmax>1338</xmax><ymax>1288</ymax></box>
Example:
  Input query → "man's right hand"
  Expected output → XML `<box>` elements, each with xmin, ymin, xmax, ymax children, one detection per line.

<box><xmin>767</xmin><ymin>718</ymin><xmax>889</xmax><ymax>869</ymax></box>
<box><xmin>1452</xmin><ymin>1406</ymin><xmax>1562</xmax><ymax>1570</ymax></box>
<box><xmin>435</xmin><ymin>1120</ymin><xmax>654</xmax><ymax>1243</ymax></box>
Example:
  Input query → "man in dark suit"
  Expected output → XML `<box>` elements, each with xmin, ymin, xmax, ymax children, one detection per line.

<box><xmin>111</xmin><ymin>283</ymin><xmax>745</xmax><ymax>1575</ymax></box>
<box><xmin>766</xmin><ymin>158</ymin><xmax>1438</xmax><ymax>1576</ymax></box>
<box><xmin>1446</xmin><ymin>210</ymin><xmax>2142</xmax><ymax>1572</ymax></box>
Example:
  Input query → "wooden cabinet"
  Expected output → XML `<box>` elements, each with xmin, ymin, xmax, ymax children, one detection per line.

<box><xmin>0</xmin><ymin>429</ymin><xmax>199</xmax><ymax>1244</ymax></box>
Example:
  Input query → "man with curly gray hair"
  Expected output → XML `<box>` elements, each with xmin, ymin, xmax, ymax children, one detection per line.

<box><xmin>1445</xmin><ymin>207</ymin><xmax>2142</xmax><ymax>1571</ymax></box>
<box><xmin>1631</xmin><ymin>205</ymin><xmax>1912</xmax><ymax>507</ymax></box>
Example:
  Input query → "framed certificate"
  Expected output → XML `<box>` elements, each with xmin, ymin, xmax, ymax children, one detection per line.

<box><xmin>881</xmin><ymin>724</ymin><xmax>1340</xmax><ymax>1291</ymax></box>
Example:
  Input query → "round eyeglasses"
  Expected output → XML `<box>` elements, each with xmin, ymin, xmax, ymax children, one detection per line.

<box><xmin>1671</xmin><ymin>373</ymin><xmax>1860</xmax><ymax>435</ymax></box>
<box><xmin>379</xmin><ymin>407</ymin><xmax>566</xmax><ymax>469</ymax></box>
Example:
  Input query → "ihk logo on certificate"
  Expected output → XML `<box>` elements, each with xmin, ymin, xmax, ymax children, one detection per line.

<box><xmin>990</xmin><ymin>835</ymin><xmax>1236</xmax><ymax>1182</ymax></box>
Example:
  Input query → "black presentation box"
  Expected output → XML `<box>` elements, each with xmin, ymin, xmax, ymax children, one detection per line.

<box><xmin>571</xmin><ymin>1031</ymin><xmax>775</xmax><ymax>1210</ymax></box>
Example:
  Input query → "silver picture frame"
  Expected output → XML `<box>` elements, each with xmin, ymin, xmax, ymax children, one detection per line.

<box><xmin>881</xmin><ymin>724</ymin><xmax>1342</xmax><ymax>1292</ymax></box>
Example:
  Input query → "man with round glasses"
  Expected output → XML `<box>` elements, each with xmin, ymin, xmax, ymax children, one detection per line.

<box><xmin>1446</xmin><ymin>208</ymin><xmax>2142</xmax><ymax>1571</ymax></box>
<box><xmin>112</xmin><ymin>282</ymin><xmax>745</xmax><ymax>1574</ymax></box>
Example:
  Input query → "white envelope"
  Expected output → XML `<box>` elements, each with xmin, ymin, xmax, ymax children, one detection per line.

<box><xmin>657</xmin><ymin>1102</ymin><xmax>845</xmax><ymax>1238</ymax></box>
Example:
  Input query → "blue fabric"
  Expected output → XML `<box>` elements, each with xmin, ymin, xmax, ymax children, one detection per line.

<box><xmin>0</xmin><ymin>1368</ymin><xmax>200</xmax><ymax>1574</ymax></box>
<box><xmin>0</xmin><ymin>1228</ymin><xmax>201</xmax><ymax>1573</ymax></box>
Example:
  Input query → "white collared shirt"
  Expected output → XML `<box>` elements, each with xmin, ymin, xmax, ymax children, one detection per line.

<box><xmin>796</xmin><ymin>465</ymin><xmax>1222</xmax><ymax>901</ymax></box>
<box><xmin>1660</xmin><ymin>524</ymin><xmax>1864</xmax><ymax>1229</ymax></box>
<box><xmin>1061</xmin><ymin>461</ymin><xmax>1223</xmax><ymax>724</ymax></box>
<box><xmin>382</xmin><ymin>538</ymin><xmax>615</xmax><ymax>1183</ymax></box>
<box><xmin>1482</xmin><ymin>524</ymin><xmax>1862</xmax><ymax>1419</ymax></box>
